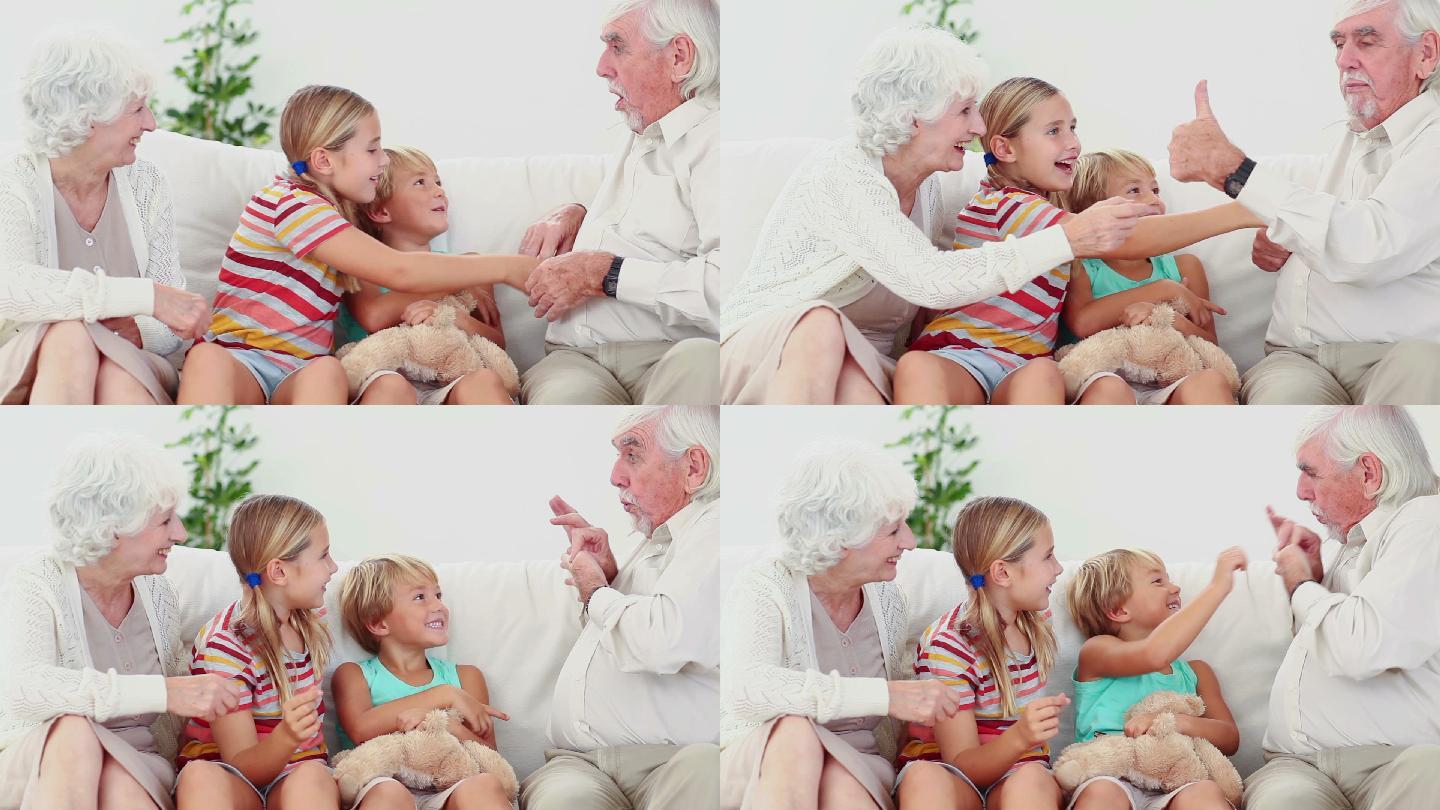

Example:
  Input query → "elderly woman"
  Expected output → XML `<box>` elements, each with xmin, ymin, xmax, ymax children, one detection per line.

<box><xmin>719</xmin><ymin>26</ymin><xmax>1154</xmax><ymax>405</ymax></box>
<box><xmin>720</xmin><ymin>442</ymin><xmax>961</xmax><ymax>810</ymax></box>
<box><xmin>0</xmin><ymin>34</ymin><xmax>209</xmax><ymax>405</ymax></box>
<box><xmin>0</xmin><ymin>433</ymin><xmax>246</xmax><ymax>810</ymax></box>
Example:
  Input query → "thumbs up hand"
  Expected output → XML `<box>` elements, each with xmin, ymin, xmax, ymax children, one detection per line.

<box><xmin>1168</xmin><ymin>80</ymin><xmax>1246</xmax><ymax>190</ymax></box>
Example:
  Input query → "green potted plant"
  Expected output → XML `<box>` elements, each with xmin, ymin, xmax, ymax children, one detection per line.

<box><xmin>900</xmin><ymin>0</ymin><xmax>980</xmax><ymax>44</ymax></box>
<box><xmin>169</xmin><ymin>406</ymin><xmax>260</xmax><ymax>550</ymax></box>
<box><xmin>889</xmin><ymin>406</ymin><xmax>980</xmax><ymax>551</ymax></box>
<box><xmin>163</xmin><ymin>0</ymin><xmax>276</xmax><ymax>146</ymax></box>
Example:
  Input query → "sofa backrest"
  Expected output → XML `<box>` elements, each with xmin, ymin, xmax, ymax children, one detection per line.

<box><xmin>0</xmin><ymin>544</ymin><xmax>582</xmax><ymax>780</ymax></box>
<box><xmin>722</xmin><ymin>138</ymin><xmax>1278</xmax><ymax>373</ymax></box>
<box><xmin>721</xmin><ymin>546</ymin><xmax>1294</xmax><ymax>777</ymax></box>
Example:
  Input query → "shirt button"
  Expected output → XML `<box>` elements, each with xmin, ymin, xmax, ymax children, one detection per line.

<box><xmin>93</xmin><ymin>266</ymin><xmax>103</xmax><ymax>273</ymax></box>
<box><xmin>841</xmin><ymin>638</ymin><xmax>850</xmax><ymax>647</ymax></box>
<box><xmin>122</xmin><ymin>662</ymin><xmax>132</xmax><ymax>671</ymax></box>
<box><xmin>114</xmin><ymin>634</ymin><xmax>122</xmax><ymax>643</ymax></box>
<box><xmin>849</xmin><ymin>666</ymin><xmax>858</xmax><ymax>674</ymax></box>
<box><xmin>85</xmin><ymin>237</ymin><xmax>95</xmax><ymax>247</ymax></box>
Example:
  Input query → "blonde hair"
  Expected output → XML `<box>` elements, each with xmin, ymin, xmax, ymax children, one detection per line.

<box><xmin>280</xmin><ymin>84</ymin><xmax>377</xmax><ymax>293</ymax></box>
<box><xmin>359</xmin><ymin>146</ymin><xmax>439</xmax><ymax>240</ymax></box>
<box><xmin>951</xmin><ymin>496</ymin><xmax>1058</xmax><ymax>716</ymax></box>
<box><xmin>981</xmin><ymin>76</ymin><xmax>1065</xmax><ymax>208</ymax></box>
<box><xmin>1066</xmin><ymin>548</ymin><xmax>1166</xmax><ymax>639</ymax></box>
<box><xmin>339</xmin><ymin>553</ymin><xmax>440</xmax><ymax>655</ymax></box>
<box><xmin>227</xmin><ymin>494</ymin><xmax>334</xmax><ymax>704</ymax></box>
<box><xmin>1060</xmin><ymin>149</ymin><xmax>1157</xmax><ymax>215</ymax></box>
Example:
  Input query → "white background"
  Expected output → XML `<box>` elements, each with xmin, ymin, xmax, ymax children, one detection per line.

<box><xmin>727</xmin><ymin>0</ymin><xmax>1349</xmax><ymax>158</ymax></box>
<box><xmin>0</xmin><ymin>406</ymin><xmax>719</xmax><ymax>563</ymax></box>
<box><xmin>0</xmin><ymin>1</ymin><xmax>631</xmax><ymax>159</ymax></box>
<box><xmin>723</xmin><ymin>406</ymin><xmax>1440</xmax><ymax>564</ymax></box>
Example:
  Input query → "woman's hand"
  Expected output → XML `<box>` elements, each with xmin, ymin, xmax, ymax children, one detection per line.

<box><xmin>151</xmin><ymin>285</ymin><xmax>210</xmax><ymax>341</ymax></box>
<box><xmin>1004</xmin><ymin>693</ymin><xmax>1070</xmax><ymax>749</ymax></box>
<box><xmin>887</xmin><ymin>679</ymin><xmax>962</xmax><ymax>725</ymax></box>
<box><xmin>165</xmin><ymin>674</ymin><xmax>249</xmax><ymax>720</ymax></box>
<box><xmin>100</xmin><ymin>317</ymin><xmax>143</xmax><ymax>348</ymax></box>
<box><xmin>277</xmin><ymin>687</ymin><xmax>324</xmax><ymax>746</ymax></box>
<box><xmin>1061</xmin><ymin>199</ymin><xmax>1153</xmax><ymax>256</ymax></box>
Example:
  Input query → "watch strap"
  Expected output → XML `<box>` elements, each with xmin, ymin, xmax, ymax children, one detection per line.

<box><xmin>602</xmin><ymin>255</ymin><xmax>623</xmax><ymax>297</ymax></box>
<box><xmin>1224</xmin><ymin>157</ymin><xmax>1256</xmax><ymax>199</ymax></box>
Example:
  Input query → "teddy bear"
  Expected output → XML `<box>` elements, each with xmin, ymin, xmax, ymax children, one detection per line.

<box><xmin>1053</xmin><ymin>690</ymin><xmax>1243</xmax><ymax>806</ymax></box>
<box><xmin>1053</xmin><ymin>301</ymin><xmax>1240</xmax><ymax>401</ymax></box>
<box><xmin>333</xmin><ymin>708</ymin><xmax>519</xmax><ymax>805</ymax></box>
<box><xmin>335</xmin><ymin>291</ymin><xmax>520</xmax><ymax>399</ymax></box>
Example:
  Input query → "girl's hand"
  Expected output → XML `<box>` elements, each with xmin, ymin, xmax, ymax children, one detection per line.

<box><xmin>507</xmin><ymin>258</ymin><xmax>538</xmax><ymax>292</ymax></box>
<box><xmin>402</xmin><ymin>299</ymin><xmax>440</xmax><ymax>326</ymax></box>
<box><xmin>278</xmin><ymin>687</ymin><xmax>323</xmax><ymax>746</ymax></box>
<box><xmin>1124</xmin><ymin>712</ymin><xmax>1156</xmax><ymax>737</ymax></box>
<box><xmin>1122</xmin><ymin>302</ymin><xmax>1156</xmax><ymax>326</ymax></box>
<box><xmin>165</xmin><ymin>675</ymin><xmax>250</xmax><ymax>720</ymax></box>
<box><xmin>886</xmin><ymin>679</ymin><xmax>962</xmax><ymax>725</ymax></box>
<box><xmin>1007</xmin><ymin>694</ymin><xmax>1070</xmax><ymax>749</ymax></box>
<box><xmin>1211</xmin><ymin>546</ymin><xmax>1247</xmax><ymax>591</ymax></box>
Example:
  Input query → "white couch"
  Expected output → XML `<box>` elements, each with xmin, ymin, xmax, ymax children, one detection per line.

<box><xmin>721</xmin><ymin>547</ymin><xmax>1296</xmax><ymax>778</ymax></box>
<box><xmin>128</xmin><ymin>130</ymin><xmax>608</xmax><ymax>374</ymax></box>
<box><xmin>723</xmin><ymin>138</ymin><xmax>1279</xmax><ymax>374</ymax></box>
<box><xmin>0</xmin><ymin>544</ymin><xmax>585</xmax><ymax>780</ymax></box>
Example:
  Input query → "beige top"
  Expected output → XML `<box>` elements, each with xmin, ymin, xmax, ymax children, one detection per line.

<box><xmin>810</xmin><ymin>590</ymin><xmax>886</xmax><ymax>756</ymax></box>
<box><xmin>80</xmin><ymin>584</ymin><xmax>163</xmax><ymax>754</ymax></box>
<box><xmin>54</xmin><ymin>179</ymin><xmax>141</xmax><ymax>283</ymax></box>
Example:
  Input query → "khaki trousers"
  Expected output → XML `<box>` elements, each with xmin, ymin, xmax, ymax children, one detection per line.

<box><xmin>521</xmin><ymin>339</ymin><xmax>719</xmax><ymax>405</ymax></box>
<box><xmin>1243</xmin><ymin>745</ymin><xmax>1440</xmax><ymax>810</ymax></box>
<box><xmin>1241</xmin><ymin>341</ymin><xmax>1440</xmax><ymax>404</ymax></box>
<box><xmin>519</xmin><ymin>743</ymin><xmax>719</xmax><ymax>810</ymax></box>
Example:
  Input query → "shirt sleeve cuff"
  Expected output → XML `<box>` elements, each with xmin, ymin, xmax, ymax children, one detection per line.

<box><xmin>112</xmin><ymin>673</ymin><xmax>169</xmax><ymax>719</ymax></box>
<box><xmin>837</xmin><ymin>676</ymin><xmax>891</xmax><ymax>720</ymax></box>
<box><xmin>1289</xmin><ymin>579</ymin><xmax>1328</xmax><ymax>626</ymax></box>
<box><xmin>1236</xmin><ymin>162</ymin><xmax>1288</xmax><ymax>228</ymax></box>
<box><xmin>587</xmin><ymin>585</ymin><xmax>624</xmax><ymax>626</ymax></box>
<box><xmin>1007</xmin><ymin>225</ymin><xmax>1075</xmax><ymax>290</ymax></box>
<box><xmin>105</xmin><ymin>276</ymin><xmax>156</xmax><ymax>319</ymax></box>
<box><xmin>615</xmin><ymin>256</ymin><xmax>665</xmax><ymax>309</ymax></box>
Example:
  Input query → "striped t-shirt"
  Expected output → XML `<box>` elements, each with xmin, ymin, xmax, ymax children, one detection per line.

<box><xmin>206</xmin><ymin>177</ymin><xmax>353</xmax><ymax>372</ymax></box>
<box><xmin>896</xmin><ymin>602</ymin><xmax>1052</xmax><ymax>772</ymax></box>
<box><xmin>177</xmin><ymin>601</ymin><xmax>328</xmax><ymax>771</ymax></box>
<box><xmin>909</xmin><ymin>181</ymin><xmax>1070</xmax><ymax>367</ymax></box>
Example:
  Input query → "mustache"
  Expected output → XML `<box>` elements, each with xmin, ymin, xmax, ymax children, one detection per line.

<box><xmin>1342</xmin><ymin>70</ymin><xmax>1374</xmax><ymax>89</ymax></box>
<box><xmin>619</xmin><ymin>489</ymin><xmax>637</xmax><ymax>507</ymax></box>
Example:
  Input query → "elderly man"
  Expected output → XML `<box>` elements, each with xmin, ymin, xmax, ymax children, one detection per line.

<box><xmin>521</xmin><ymin>405</ymin><xmax>720</xmax><ymax>810</ymax></box>
<box><xmin>1244</xmin><ymin>406</ymin><xmax>1440</xmax><ymax>809</ymax></box>
<box><xmin>1169</xmin><ymin>0</ymin><xmax>1440</xmax><ymax>404</ymax></box>
<box><xmin>519</xmin><ymin>0</ymin><xmax>721</xmax><ymax>405</ymax></box>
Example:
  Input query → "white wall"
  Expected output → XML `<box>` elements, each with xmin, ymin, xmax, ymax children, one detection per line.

<box><xmin>0</xmin><ymin>1</ymin><xmax>629</xmax><ymax>160</ymax></box>
<box><xmin>727</xmin><ymin>0</ymin><xmax>1348</xmax><ymax>158</ymax></box>
<box><xmin>723</xmin><ymin>406</ymin><xmax>1440</xmax><ymax>565</ymax></box>
<box><xmin>0</xmin><ymin>407</ymin><xmax>730</xmax><ymax>564</ymax></box>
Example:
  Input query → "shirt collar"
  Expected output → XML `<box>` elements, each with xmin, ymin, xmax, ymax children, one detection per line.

<box><xmin>1349</xmin><ymin>500</ymin><xmax>1400</xmax><ymax>546</ymax></box>
<box><xmin>642</xmin><ymin>95</ymin><xmax>717</xmax><ymax>146</ymax></box>
<box><xmin>1359</xmin><ymin>90</ymin><xmax>1440</xmax><ymax>148</ymax></box>
<box><xmin>648</xmin><ymin>497</ymin><xmax>714</xmax><ymax>545</ymax></box>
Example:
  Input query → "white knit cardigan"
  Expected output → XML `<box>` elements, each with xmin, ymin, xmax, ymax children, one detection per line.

<box><xmin>0</xmin><ymin>151</ymin><xmax>187</xmax><ymax>355</ymax></box>
<box><xmin>721</xmin><ymin>556</ymin><xmax>912</xmax><ymax>761</ymax></box>
<box><xmin>0</xmin><ymin>552</ymin><xmax>188</xmax><ymax>761</ymax></box>
<box><xmin>720</xmin><ymin>140</ymin><xmax>1075</xmax><ymax>341</ymax></box>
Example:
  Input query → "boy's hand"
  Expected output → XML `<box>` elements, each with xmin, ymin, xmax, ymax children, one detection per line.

<box><xmin>470</xmin><ymin>287</ymin><xmax>501</xmax><ymax>326</ymax></box>
<box><xmin>1211</xmin><ymin>546</ymin><xmax>1247</xmax><ymax>591</ymax></box>
<box><xmin>396</xmin><ymin>707</ymin><xmax>428</xmax><ymax>732</ymax></box>
<box><xmin>1122</xmin><ymin>302</ymin><xmax>1156</xmax><ymax>326</ymax></box>
<box><xmin>278</xmin><ymin>687</ymin><xmax>323</xmax><ymax>746</ymax></box>
<box><xmin>1267</xmin><ymin>506</ymin><xmax>1323</xmax><ymax>581</ymax></box>
<box><xmin>450</xmin><ymin>690</ymin><xmax>510</xmax><ymax>739</ymax></box>
<box><xmin>1124</xmin><ymin>712</ymin><xmax>1156</xmax><ymax>737</ymax></box>
<box><xmin>1009</xmin><ymin>694</ymin><xmax>1070</xmax><ymax>749</ymax></box>
<box><xmin>402</xmin><ymin>299</ymin><xmax>440</xmax><ymax>326</ymax></box>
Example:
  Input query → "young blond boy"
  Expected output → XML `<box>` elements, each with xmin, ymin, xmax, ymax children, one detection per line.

<box><xmin>1061</xmin><ymin>548</ymin><xmax>1247</xmax><ymax>810</ymax></box>
<box><xmin>334</xmin><ymin>554</ymin><xmax>512</xmax><ymax>810</ymax></box>
<box><xmin>339</xmin><ymin>146</ymin><xmax>512</xmax><ymax>405</ymax></box>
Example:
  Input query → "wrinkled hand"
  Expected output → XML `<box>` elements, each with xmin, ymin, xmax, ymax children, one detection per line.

<box><xmin>165</xmin><ymin>674</ymin><xmax>249</xmax><ymax>720</ymax></box>
<box><xmin>561</xmin><ymin>548</ymin><xmax>608</xmax><ymax>605</ymax></box>
<box><xmin>549</xmin><ymin>495</ymin><xmax>618</xmax><ymax>581</ymax></box>
<box><xmin>277</xmin><ymin>687</ymin><xmax>323</xmax><ymax>746</ymax></box>
<box><xmin>1008</xmin><ymin>694</ymin><xmax>1071</xmax><ymax>749</ymax></box>
<box><xmin>100</xmin><ymin>316</ymin><xmax>143</xmax><ymax>348</ymax></box>
<box><xmin>1122</xmin><ymin>302</ymin><xmax>1157</xmax><ymax>327</ymax></box>
<box><xmin>1274</xmin><ymin>544</ymin><xmax>1318</xmax><ymax>596</ymax></box>
<box><xmin>526</xmin><ymin>251</ymin><xmax>612</xmax><ymax>321</ymax></box>
<box><xmin>1124</xmin><ymin>712</ymin><xmax>1156</xmax><ymax>737</ymax></box>
<box><xmin>1267</xmin><ymin>506</ymin><xmax>1323</xmax><ymax>582</ymax></box>
<box><xmin>1210</xmin><ymin>546</ymin><xmax>1247</xmax><ymax>591</ymax></box>
<box><xmin>519</xmin><ymin>203</ymin><xmax>587</xmax><ymax>260</ymax></box>
<box><xmin>402</xmin><ymin>299</ymin><xmax>440</xmax><ymax>326</ymax></box>
<box><xmin>1168</xmin><ymin>81</ymin><xmax>1246</xmax><ymax>189</ymax></box>
<box><xmin>1252</xmin><ymin>229</ymin><xmax>1292</xmax><ymax>273</ymax></box>
<box><xmin>1061</xmin><ymin>198</ymin><xmax>1153</xmax><ymax>256</ymax></box>
<box><xmin>152</xmin><ymin>284</ymin><xmax>210</xmax><ymax>341</ymax></box>
<box><xmin>886</xmin><ymin>679</ymin><xmax>963</xmax><ymax>725</ymax></box>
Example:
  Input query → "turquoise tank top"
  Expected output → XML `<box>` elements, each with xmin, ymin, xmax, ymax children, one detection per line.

<box><xmin>1081</xmin><ymin>253</ymin><xmax>1183</xmax><ymax>300</ymax></box>
<box><xmin>1072</xmin><ymin>658</ymin><xmax>1198</xmax><ymax>742</ymax></box>
<box><xmin>336</xmin><ymin>655</ymin><xmax>463</xmax><ymax>749</ymax></box>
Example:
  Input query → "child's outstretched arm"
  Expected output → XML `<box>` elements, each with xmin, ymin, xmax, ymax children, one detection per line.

<box><xmin>1060</xmin><ymin>202</ymin><xmax>1261</xmax><ymax>262</ymax></box>
<box><xmin>310</xmin><ymin>229</ymin><xmax>536</xmax><ymax>295</ymax></box>
<box><xmin>332</xmin><ymin>663</ymin><xmax>499</xmax><ymax>745</ymax></box>
<box><xmin>1062</xmin><ymin>261</ymin><xmax>1224</xmax><ymax>340</ymax></box>
<box><xmin>210</xmin><ymin>687</ymin><xmax>323</xmax><ymax>787</ymax></box>
<box><xmin>1076</xmin><ymin>548</ymin><xmax>1247</xmax><ymax>681</ymax></box>
<box><xmin>935</xmin><ymin>695</ymin><xmax>1071</xmax><ymax>789</ymax></box>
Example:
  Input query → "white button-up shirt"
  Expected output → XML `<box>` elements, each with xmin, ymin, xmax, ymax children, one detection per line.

<box><xmin>547</xmin><ymin>497</ymin><xmax>719</xmax><ymax>751</ymax></box>
<box><xmin>1238</xmin><ymin>91</ymin><xmax>1440</xmax><ymax>349</ymax></box>
<box><xmin>545</xmin><ymin>96</ymin><xmax>723</xmax><ymax>350</ymax></box>
<box><xmin>1263</xmin><ymin>494</ymin><xmax>1440</xmax><ymax>755</ymax></box>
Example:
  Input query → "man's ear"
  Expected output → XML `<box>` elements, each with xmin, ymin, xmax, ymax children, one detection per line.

<box><xmin>682</xmin><ymin>446</ymin><xmax>710</xmax><ymax>495</ymax></box>
<box><xmin>1358</xmin><ymin>452</ymin><xmax>1384</xmax><ymax>500</ymax></box>
<box><xmin>667</xmin><ymin>33</ymin><xmax>697</xmax><ymax>86</ymax></box>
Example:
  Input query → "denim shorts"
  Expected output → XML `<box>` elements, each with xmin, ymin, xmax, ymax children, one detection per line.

<box><xmin>893</xmin><ymin>759</ymin><xmax>1050</xmax><ymax>807</ymax></box>
<box><xmin>227</xmin><ymin>347</ymin><xmax>311</xmax><ymax>403</ymax></box>
<box><xmin>175</xmin><ymin>760</ymin><xmax>326</xmax><ymax>805</ymax></box>
<box><xmin>927</xmin><ymin>347</ymin><xmax>1026</xmax><ymax>402</ymax></box>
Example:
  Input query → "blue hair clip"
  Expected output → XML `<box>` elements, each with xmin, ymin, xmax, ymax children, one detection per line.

<box><xmin>291</xmin><ymin>160</ymin><xmax>308</xmax><ymax>176</ymax></box>
<box><xmin>244</xmin><ymin>572</ymin><xmax>262</xmax><ymax>588</ymax></box>
<box><xmin>982</xmin><ymin>152</ymin><xmax>997</xmax><ymax>166</ymax></box>
<box><xmin>968</xmin><ymin>572</ymin><xmax>986</xmax><ymax>589</ymax></box>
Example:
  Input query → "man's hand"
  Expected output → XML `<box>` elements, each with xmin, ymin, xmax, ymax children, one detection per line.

<box><xmin>1168</xmin><ymin>81</ymin><xmax>1246</xmax><ymax>190</ymax></box>
<box><xmin>526</xmin><ymin>251</ymin><xmax>613</xmax><ymax>321</ymax></box>
<box><xmin>100</xmin><ymin>316</ymin><xmax>143</xmax><ymax>348</ymax></box>
<box><xmin>1252</xmin><ymin>230</ymin><xmax>1293</xmax><ymax>273</ymax></box>
<box><xmin>549</xmin><ymin>495</ymin><xmax>618</xmax><ymax>581</ymax></box>
<box><xmin>519</xmin><ymin>203</ymin><xmax>586</xmax><ymax>260</ymax></box>
<box><xmin>1274</xmin><ymin>544</ymin><xmax>1318</xmax><ymax>597</ymax></box>
<box><xmin>1267</xmin><ymin>506</ymin><xmax>1324</xmax><ymax>582</ymax></box>
<box><xmin>562</xmin><ymin>548</ymin><xmax>608</xmax><ymax>606</ymax></box>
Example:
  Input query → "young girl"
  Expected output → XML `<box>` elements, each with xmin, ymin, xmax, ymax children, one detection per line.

<box><xmin>177</xmin><ymin>85</ymin><xmax>535</xmax><ymax>405</ymax></box>
<box><xmin>174</xmin><ymin>494</ymin><xmax>340</xmax><ymax>809</ymax></box>
<box><xmin>1059</xmin><ymin>150</ymin><xmax>1236</xmax><ymax>405</ymax></box>
<box><xmin>893</xmin><ymin>496</ymin><xmax>1068</xmax><ymax>810</ymax></box>
<box><xmin>892</xmin><ymin>77</ymin><xmax>1259</xmax><ymax>405</ymax></box>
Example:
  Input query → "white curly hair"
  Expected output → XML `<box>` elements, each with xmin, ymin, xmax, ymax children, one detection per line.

<box><xmin>851</xmin><ymin>24</ymin><xmax>989</xmax><ymax>158</ymax></box>
<box><xmin>775</xmin><ymin>441</ymin><xmax>917</xmax><ymax>575</ymax></box>
<box><xmin>49</xmin><ymin>432</ymin><xmax>185</xmax><ymax>566</ymax></box>
<box><xmin>20</xmin><ymin>32</ymin><xmax>155</xmax><ymax>158</ymax></box>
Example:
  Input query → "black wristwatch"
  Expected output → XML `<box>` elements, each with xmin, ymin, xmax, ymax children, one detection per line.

<box><xmin>602</xmin><ymin>255</ymin><xmax>623</xmax><ymax>297</ymax></box>
<box><xmin>1223</xmin><ymin>157</ymin><xmax>1256</xmax><ymax>199</ymax></box>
